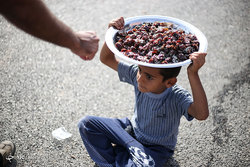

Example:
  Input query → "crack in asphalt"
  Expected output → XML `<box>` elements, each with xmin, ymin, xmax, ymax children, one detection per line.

<box><xmin>211</xmin><ymin>61</ymin><xmax>249</xmax><ymax>145</ymax></box>
<box><xmin>207</xmin><ymin>59</ymin><xmax>250</xmax><ymax>166</ymax></box>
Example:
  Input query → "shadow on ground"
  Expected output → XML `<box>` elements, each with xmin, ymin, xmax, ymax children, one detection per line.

<box><xmin>164</xmin><ymin>157</ymin><xmax>180</xmax><ymax>167</ymax></box>
<box><xmin>6</xmin><ymin>159</ymin><xmax>17</xmax><ymax>167</ymax></box>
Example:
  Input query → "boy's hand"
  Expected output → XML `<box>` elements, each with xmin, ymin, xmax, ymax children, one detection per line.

<box><xmin>188</xmin><ymin>52</ymin><xmax>207</xmax><ymax>74</ymax></box>
<box><xmin>108</xmin><ymin>17</ymin><xmax>125</xmax><ymax>30</ymax></box>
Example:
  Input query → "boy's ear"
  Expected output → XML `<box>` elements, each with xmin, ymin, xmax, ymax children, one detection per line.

<box><xmin>164</xmin><ymin>77</ymin><xmax>177</xmax><ymax>88</ymax></box>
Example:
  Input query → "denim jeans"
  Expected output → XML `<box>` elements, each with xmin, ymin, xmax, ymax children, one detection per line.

<box><xmin>78</xmin><ymin>116</ymin><xmax>173</xmax><ymax>167</ymax></box>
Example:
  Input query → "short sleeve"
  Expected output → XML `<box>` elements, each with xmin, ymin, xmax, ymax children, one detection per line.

<box><xmin>118</xmin><ymin>62</ymin><xmax>138</xmax><ymax>86</ymax></box>
<box><xmin>173</xmin><ymin>85</ymin><xmax>194</xmax><ymax>121</ymax></box>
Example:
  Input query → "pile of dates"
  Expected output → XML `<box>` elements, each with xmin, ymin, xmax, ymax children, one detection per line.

<box><xmin>115</xmin><ymin>22</ymin><xmax>199</xmax><ymax>64</ymax></box>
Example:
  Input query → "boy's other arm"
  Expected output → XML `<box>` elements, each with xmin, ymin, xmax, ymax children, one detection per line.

<box><xmin>187</xmin><ymin>52</ymin><xmax>209</xmax><ymax>120</ymax></box>
<box><xmin>0</xmin><ymin>0</ymin><xmax>99</xmax><ymax>60</ymax></box>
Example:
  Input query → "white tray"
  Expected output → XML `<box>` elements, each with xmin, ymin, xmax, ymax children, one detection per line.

<box><xmin>105</xmin><ymin>15</ymin><xmax>208</xmax><ymax>68</ymax></box>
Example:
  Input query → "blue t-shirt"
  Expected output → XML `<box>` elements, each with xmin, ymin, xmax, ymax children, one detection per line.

<box><xmin>118</xmin><ymin>62</ymin><xmax>194</xmax><ymax>150</ymax></box>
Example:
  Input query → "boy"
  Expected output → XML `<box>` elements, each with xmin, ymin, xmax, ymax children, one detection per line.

<box><xmin>78</xmin><ymin>17</ymin><xmax>209</xmax><ymax>167</ymax></box>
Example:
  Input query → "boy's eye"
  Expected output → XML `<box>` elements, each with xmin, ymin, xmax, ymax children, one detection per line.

<box><xmin>146</xmin><ymin>74</ymin><xmax>153</xmax><ymax>80</ymax></box>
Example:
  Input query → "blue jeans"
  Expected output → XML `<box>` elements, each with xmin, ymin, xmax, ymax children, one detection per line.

<box><xmin>78</xmin><ymin>116</ymin><xmax>173</xmax><ymax>167</ymax></box>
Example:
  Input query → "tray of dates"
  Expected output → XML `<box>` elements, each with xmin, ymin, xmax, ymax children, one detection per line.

<box><xmin>105</xmin><ymin>15</ymin><xmax>208</xmax><ymax>68</ymax></box>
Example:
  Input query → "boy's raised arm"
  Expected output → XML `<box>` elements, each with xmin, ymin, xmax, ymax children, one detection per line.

<box><xmin>187</xmin><ymin>52</ymin><xmax>209</xmax><ymax>120</ymax></box>
<box><xmin>100</xmin><ymin>17</ymin><xmax>125</xmax><ymax>71</ymax></box>
<box><xmin>100</xmin><ymin>42</ymin><xmax>119</xmax><ymax>71</ymax></box>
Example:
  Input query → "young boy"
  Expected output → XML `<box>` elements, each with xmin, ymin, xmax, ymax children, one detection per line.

<box><xmin>78</xmin><ymin>17</ymin><xmax>209</xmax><ymax>167</ymax></box>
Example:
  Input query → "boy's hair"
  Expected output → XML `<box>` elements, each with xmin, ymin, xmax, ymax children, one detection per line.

<box><xmin>159</xmin><ymin>67</ymin><xmax>181</xmax><ymax>81</ymax></box>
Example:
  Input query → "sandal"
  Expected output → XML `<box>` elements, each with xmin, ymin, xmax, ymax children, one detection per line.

<box><xmin>0</xmin><ymin>140</ymin><xmax>16</xmax><ymax>167</ymax></box>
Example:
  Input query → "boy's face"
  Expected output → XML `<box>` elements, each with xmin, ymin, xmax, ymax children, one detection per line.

<box><xmin>137</xmin><ymin>65</ymin><xmax>170</xmax><ymax>94</ymax></box>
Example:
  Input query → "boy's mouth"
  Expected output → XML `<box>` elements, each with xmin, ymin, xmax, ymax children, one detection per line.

<box><xmin>138</xmin><ymin>84</ymin><xmax>146</xmax><ymax>91</ymax></box>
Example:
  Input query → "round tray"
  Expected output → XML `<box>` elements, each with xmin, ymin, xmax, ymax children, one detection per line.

<box><xmin>105</xmin><ymin>15</ymin><xmax>208</xmax><ymax>68</ymax></box>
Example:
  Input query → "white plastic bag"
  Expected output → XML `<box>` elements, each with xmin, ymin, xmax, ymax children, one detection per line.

<box><xmin>52</xmin><ymin>127</ymin><xmax>72</xmax><ymax>140</ymax></box>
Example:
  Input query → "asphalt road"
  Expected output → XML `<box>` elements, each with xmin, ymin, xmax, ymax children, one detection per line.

<box><xmin>0</xmin><ymin>0</ymin><xmax>249</xmax><ymax>166</ymax></box>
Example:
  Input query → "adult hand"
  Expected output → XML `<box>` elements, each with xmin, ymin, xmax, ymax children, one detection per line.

<box><xmin>71</xmin><ymin>31</ymin><xmax>99</xmax><ymax>60</ymax></box>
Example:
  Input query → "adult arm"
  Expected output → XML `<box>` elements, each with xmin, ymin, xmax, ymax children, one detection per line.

<box><xmin>187</xmin><ymin>52</ymin><xmax>209</xmax><ymax>120</ymax></box>
<box><xmin>0</xmin><ymin>0</ymin><xmax>99</xmax><ymax>60</ymax></box>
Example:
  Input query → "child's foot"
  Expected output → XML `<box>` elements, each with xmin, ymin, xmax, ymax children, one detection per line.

<box><xmin>0</xmin><ymin>140</ymin><xmax>16</xmax><ymax>167</ymax></box>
